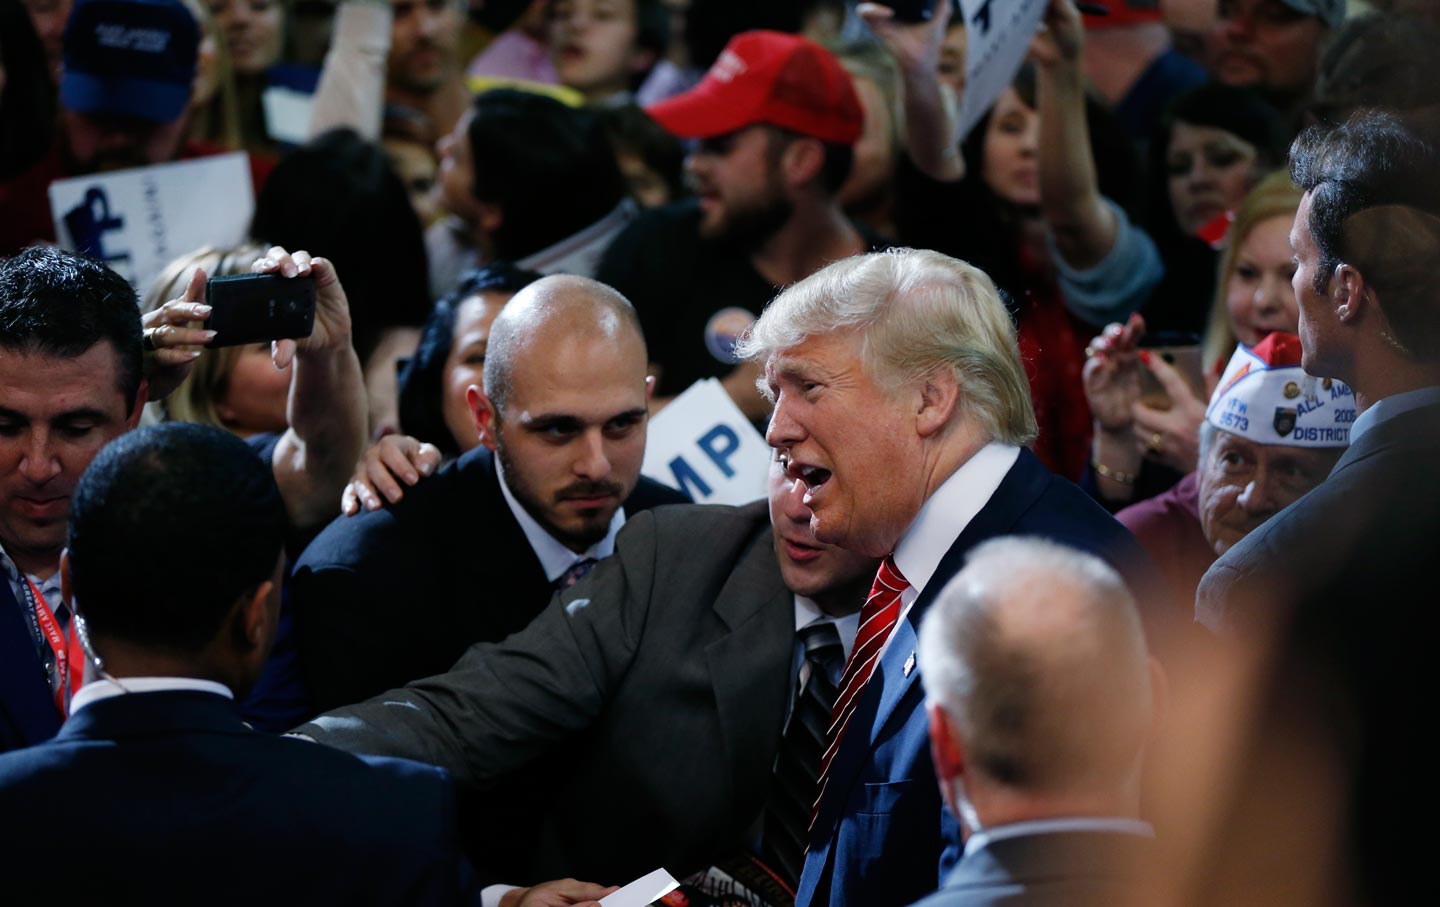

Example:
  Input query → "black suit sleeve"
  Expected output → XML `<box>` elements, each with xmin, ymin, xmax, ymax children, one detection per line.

<box><xmin>292</xmin><ymin>511</ymin><xmax>445</xmax><ymax>713</ymax></box>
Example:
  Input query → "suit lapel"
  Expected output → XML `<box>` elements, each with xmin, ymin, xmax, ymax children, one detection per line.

<box><xmin>453</xmin><ymin>451</ymin><xmax>552</xmax><ymax>638</ymax></box>
<box><xmin>705</xmin><ymin>522</ymin><xmax>794</xmax><ymax>803</ymax></box>
<box><xmin>816</xmin><ymin>451</ymin><xmax>1052</xmax><ymax>832</ymax></box>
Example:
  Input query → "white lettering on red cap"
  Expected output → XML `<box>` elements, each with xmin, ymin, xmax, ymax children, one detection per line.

<box><xmin>711</xmin><ymin>49</ymin><xmax>748</xmax><ymax>84</ymax></box>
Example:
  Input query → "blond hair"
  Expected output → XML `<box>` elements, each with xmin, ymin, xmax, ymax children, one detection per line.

<box><xmin>182</xmin><ymin>0</ymin><xmax>243</xmax><ymax>151</ymax></box>
<box><xmin>1201</xmin><ymin>171</ymin><xmax>1304</xmax><ymax>371</ymax></box>
<box><xmin>739</xmin><ymin>248</ymin><xmax>1037</xmax><ymax>445</ymax></box>
<box><xmin>143</xmin><ymin>244</ymin><xmax>268</xmax><ymax>430</ymax></box>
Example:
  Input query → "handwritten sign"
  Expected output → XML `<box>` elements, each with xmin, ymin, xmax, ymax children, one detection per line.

<box><xmin>49</xmin><ymin>152</ymin><xmax>254</xmax><ymax>292</ymax></box>
<box><xmin>641</xmin><ymin>379</ymin><xmax>770</xmax><ymax>506</ymax></box>
<box><xmin>956</xmin><ymin>0</ymin><xmax>1047</xmax><ymax>140</ymax></box>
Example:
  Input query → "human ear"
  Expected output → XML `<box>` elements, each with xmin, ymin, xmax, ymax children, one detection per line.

<box><xmin>915</xmin><ymin>372</ymin><xmax>960</xmax><ymax>438</ymax></box>
<box><xmin>1332</xmin><ymin>264</ymin><xmax>1367</xmax><ymax>322</ymax></box>
<box><xmin>467</xmin><ymin>385</ymin><xmax>501</xmax><ymax>452</ymax></box>
<box><xmin>782</xmin><ymin>137</ymin><xmax>825</xmax><ymax>189</ymax></box>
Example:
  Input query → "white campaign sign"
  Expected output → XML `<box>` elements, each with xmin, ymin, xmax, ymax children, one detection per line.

<box><xmin>48</xmin><ymin>152</ymin><xmax>254</xmax><ymax>293</ymax></box>
<box><xmin>955</xmin><ymin>0</ymin><xmax>1048</xmax><ymax>140</ymax></box>
<box><xmin>641</xmin><ymin>379</ymin><xmax>771</xmax><ymax>506</ymax></box>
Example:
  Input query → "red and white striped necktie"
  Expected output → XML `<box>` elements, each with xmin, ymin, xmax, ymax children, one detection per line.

<box><xmin>810</xmin><ymin>555</ymin><xmax>910</xmax><ymax>829</ymax></box>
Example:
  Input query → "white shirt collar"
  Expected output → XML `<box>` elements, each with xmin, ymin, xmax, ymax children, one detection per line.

<box><xmin>69</xmin><ymin>677</ymin><xmax>234</xmax><ymax>715</ymax></box>
<box><xmin>893</xmin><ymin>443</ymin><xmax>1021</xmax><ymax>597</ymax></box>
<box><xmin>964</xmin><ymin>817</ymin><xmax>1154</xmax><ymax>857</ymax></box>
<box><xmin>794</xmin><ymin>595</ymin><xmax>862</xmax><ymax>664</ymax></box>
<box><xmin>495</xmin><ymin>455</ymin><xmax>627</xmax><ymax>583</ymax></box>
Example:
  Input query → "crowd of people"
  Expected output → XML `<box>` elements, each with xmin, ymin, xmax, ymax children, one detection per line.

<box><xmin>0</xmin><ymin>0</ymin><xmax>1434</xmax><ymax>904</ymax></box>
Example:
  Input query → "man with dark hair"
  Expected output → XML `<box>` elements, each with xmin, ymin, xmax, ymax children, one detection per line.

<box><xmin>548</xmin><ymin>0</ymin><xmax>669</xmax><ymax>104</ymax></box>
<box><xmin>912</xmin><ymin>538</ymin><xmax>1160</xmax><ymax>907</ymax></box>
<box><xmin>1</xmin><ymin>243</ymin><xmax>364</xmax><ymax>751</ymax></box>
<box><xmin>427</xmin><ymin>88</ymin><xmax>634</xmax><ymax>298</ymax></box>
<box><xmin>0</xmin><ymin>246</ymin><xmax>145</xmax><ymax>752</ymax></box>
<box><xmin>386</xmin><ymin>0</ymin><xmax>470</xmax><ymax>137</ymax></box>
<box><xmin>596</xmin><ymin>29</ymin><xmax>878</xmax><ymax>419</ymax></box>
<box><xmin>0</xmin><ymin>423</ymin><xmax>468</xmax><ymax>903</ymax></box>
<box><xmin>1209</xmin><ymin>0</ymin><xmax>1345</xmax><ymax>117</ymax></box>
<box><xmin>1197</xmin><ymin>109</ymin><xmax>1440</xmax><ymax>904</ymax></box>
<box><xmin>294</xmin><ymin>273</ymin><xmax>687</xmax><ymax>713</ymax></box>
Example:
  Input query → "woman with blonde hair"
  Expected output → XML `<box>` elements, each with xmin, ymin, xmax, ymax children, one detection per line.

<box><xmin>143</xmin><ymin>242</ymin><xmax>293</xmax><ymax>436</ymax></box>
<box><xmin>181</xmin><ymin>0</ymin><xmax>245</xmax><ymax>152</ymax></box>
<box><xmin>1084</xmin><ymin>171</ymin><xmax>1304</xmax><ymax>507</ymax></box>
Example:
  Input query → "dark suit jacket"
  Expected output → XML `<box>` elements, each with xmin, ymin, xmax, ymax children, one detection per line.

<box><xmin>0</xmin><ymin>689</ymin><xmax>462</xmax><ymax>904</ymax></box>
<box><xmin>293</xmin><ymin>445</ymin><xmax>688</xmax><ymax>712</ymax></box>
<box><xmin>0</xmin><ymin>580</ymin><xmax>60</xmax><ymax>754</ymax></box>
<box><xmin>908</xmin><ymin>831</ymin><xmax>1155</xmax><ymax>907</ymax></box>
<box><xmin>798</xmin><ymin>449</ymin><xmax>1165</xmax><ymax>907</ymax></box>
<box><xmin>299</xmin><ymin>501</ymin><xmax>797</xmax><ymax>886</ymax></box>
<box><xmin>1196</xmin><ymin>398</ymin><xmax>1440</xmax><ymax>904</ymax></box>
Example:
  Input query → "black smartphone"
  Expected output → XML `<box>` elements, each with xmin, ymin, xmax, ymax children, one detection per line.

<box><xmin>205</xmin><ymin>273</ymin><xmax>316</xmax><ymax>348</ymax></box>
<box><xmin>889</xmin><ymin>0</ymin><xmax>961</xmax><ymax>24</ymax></box>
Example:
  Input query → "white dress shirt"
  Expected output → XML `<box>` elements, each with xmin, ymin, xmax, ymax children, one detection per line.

<box><xmin>888</xmin><ymin>443</ymin><xmax>1021</xmax><ymax>652</ymax></box>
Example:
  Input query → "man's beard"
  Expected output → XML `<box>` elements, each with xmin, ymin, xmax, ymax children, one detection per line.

<box><xmin>389</xmin><ymin>43</ymin><xmax>450</xmax><ymax>96</ymax></box>
<box><xmin>700</xmin><ymin>192</ymin><xmax>795</xmax><ymax>254</ymax></box>
<box><xmin>496</xmin><ymin>435</ymin><xmax>623</xmax><ymax>551</ymax></box>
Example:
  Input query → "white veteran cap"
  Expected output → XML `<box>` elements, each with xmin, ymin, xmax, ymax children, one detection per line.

<box><xmin>1205</xmin><ymin>332</ymin><xmax>1353</xmax><ymax>448</ymax></box>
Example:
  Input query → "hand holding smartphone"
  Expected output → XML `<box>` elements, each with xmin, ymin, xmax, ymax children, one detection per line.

<box><xmin>1138</xmin><ymin>337</ymin><xmax>1205</xmax><ymax>412</ymax></box>
<box><xmin>205</xmin><ymin>273</ymin><xmax>317</xmax><ymax>348</ymax></box>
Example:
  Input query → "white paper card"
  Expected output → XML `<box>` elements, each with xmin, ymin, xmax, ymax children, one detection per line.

<box><xmin>48</xmin><ymin>152</ymin><xmax>254</xmax><ymax>293</ymax></box>
<box><xmin>599</xmin><ymin>868</ymin><xmax>680</xmax><ymax>907</ymax></box>
<box><xmin>263</xmin><ymin>84</ymin><xmax>316</xmax><ymax>147</ymax></box>
<box><xmin>641</xmin><ymin>378</ymin><xmax>770</xmax><ymax>506</ymax></box>
<box><xmin>955</xmin><ymin>0</ymin><xmax>1048</xmax><ymax>140</ymax></box>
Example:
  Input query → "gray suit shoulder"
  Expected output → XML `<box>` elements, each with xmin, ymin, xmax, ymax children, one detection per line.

<box><xmin>621</xmin><ymin>499</ymin><xmax>770</xmax><ymax>542</ymax></box>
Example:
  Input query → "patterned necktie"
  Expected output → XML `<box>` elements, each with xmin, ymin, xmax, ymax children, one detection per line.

<box><xmin>555</xmin><ymin>557</ymin><xmax>598</xmax><ymax>591</ymax></box>
<box><xmin>810</xmin><ymin>556</ymin><xmax>909</xmax><ymax>829</ymax></box>
<box><xmin>760</xmin><ymin>620</ymin><xmax>844</xmax><ymax>887</ymax></box>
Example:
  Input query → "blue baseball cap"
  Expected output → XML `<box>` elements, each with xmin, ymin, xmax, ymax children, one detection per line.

<box><xmin>1280</xmin><ymin>0</ymin><xmax>1346</xmax><ymax>29</ymax></box>
<box><xmin>61</xmin><ymin>0</ymin><xmax>200</xmax><ymax>123</ymax></box>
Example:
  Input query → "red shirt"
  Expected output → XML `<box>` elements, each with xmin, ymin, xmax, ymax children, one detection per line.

<box><xmin>1015</xmin><ymin>248</ymin><xmax>1095</xmax><ymax>483</ymax></box>
<box><xmin>1116</xmin><ymin>470</ymin><xmax>1214</xmax><ymax>616</ymax></box>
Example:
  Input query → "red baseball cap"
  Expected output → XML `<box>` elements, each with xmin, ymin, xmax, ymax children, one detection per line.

<box><xmin>1083</xmin><ymin>1</ymin><xmax>1163</xmax><ymax>29</ymax></box>
<box><xmin>646</xmin><ymin>31</ymin><xmax>862</xmax><ymax>145</ymax></box>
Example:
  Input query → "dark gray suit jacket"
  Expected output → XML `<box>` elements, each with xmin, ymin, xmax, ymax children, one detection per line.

<box><xmin>298</xmin><ymin>501</ymin><xmax>795</xmax><ymax>886</ymax></box>
<box><xmin>1195</xmin><ymin>398</ymin><xmax>1440</xmax><ymax>904</ymax></box>
<box><xmin>908</xmin><ymin>831</ymin><xmax>1154</xmax><ymax>907</ymax></box>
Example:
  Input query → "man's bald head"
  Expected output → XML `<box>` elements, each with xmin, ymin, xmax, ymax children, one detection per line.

<box><xmin>467</xmin><ymin>273</ymin><xmax>653</xmax><ymax>553</ymax></box>
<box><xmin>482</xmin><ymin>274</ymin><xmax>647</xmax><ymax>413</ymax></box>
<box><xmin>919</xmin><ymin>538</ymin><xmax>1154</xmax><ymax>798</ymax></box>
